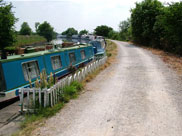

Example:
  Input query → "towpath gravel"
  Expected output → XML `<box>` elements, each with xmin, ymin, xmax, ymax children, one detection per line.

<box><xmin>33</xmin><ymin>41</ymin><xmax>182</xmax><ymax>136</ymax></box>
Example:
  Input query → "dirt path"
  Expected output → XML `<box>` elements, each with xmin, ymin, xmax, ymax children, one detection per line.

<box><xmin>33</xmin><ymin>41</ymin><xmax>182</xmax><ymax>136</ymax></box>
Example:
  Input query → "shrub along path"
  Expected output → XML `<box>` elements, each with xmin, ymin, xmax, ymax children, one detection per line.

<box><xmin>33</xmin><ymin>41</ymin><xmax>182</xmax><ymax>136</ymax></box>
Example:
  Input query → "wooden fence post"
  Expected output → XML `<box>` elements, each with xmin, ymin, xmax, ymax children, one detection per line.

<box><xmin>38</xmin><ymin>88</ymin><xmax>41</xmax><ymax>106</ymax></box>
<box><xmin>27</xmin><ymin>89</ymin><xmax>30</xmax><ymax>112</ymax></box>
<box><xmin>33</xmin><ymin>89</ymin><xmax>36</xmax><ymax>107</ymax></box>
<box><xmin>43</xmin><ymin>88</ymin><xmax>47</xmax><ymax>107</ymax></box>
<box><xmin>19</xmin><ymin>89</ymin><xmax>24</xmax><ymax>113</ymax></box>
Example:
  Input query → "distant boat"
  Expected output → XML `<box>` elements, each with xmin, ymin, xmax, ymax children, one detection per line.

<box><xmin>57</xmin><ymin>34</ymin><xmax>67</xmax><ymax>38</ymax></box>
<box><xmin>72</xmin><ymin>35</ymin><xmax>80</xmax><ymax>39</ymax></box>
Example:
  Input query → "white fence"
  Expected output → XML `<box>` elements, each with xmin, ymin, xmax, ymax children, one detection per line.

<box><xmin>19</xmin><ymin>57</ymin><xmax>107</xmax><ymax>113</ymax></box>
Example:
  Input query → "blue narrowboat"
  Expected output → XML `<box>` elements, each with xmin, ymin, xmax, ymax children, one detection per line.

<box><xmin>0</xmin><ymin>44</ymin><xmax>94</xmax><ymax>102</ymax></box>
<box><xmin>90</xmin><ymin>39</ymin><xmax>106</xmax><ymax>59</ymax></box>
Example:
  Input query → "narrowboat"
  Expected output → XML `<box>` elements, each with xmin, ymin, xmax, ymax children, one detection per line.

<box><xmin>0</xmin><ymin>43</ymin><xmax>94</xmax><ymax>102</ymax></box>
<box><xmin>89</xmin><ymin>39</ymin><xmax>106</xmax><ymax>59</ymax></box>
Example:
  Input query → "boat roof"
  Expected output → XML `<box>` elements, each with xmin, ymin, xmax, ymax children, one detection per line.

<box><xmin>0</xmin><ymin>44</ymin><xmax>91</xmax><ymax>63</ymax></box>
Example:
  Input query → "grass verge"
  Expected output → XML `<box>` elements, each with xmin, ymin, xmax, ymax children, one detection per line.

<box><xmin>12</xmin><ymin>40</ymin><xmax>118</xmax><ymax>136</ymax></box>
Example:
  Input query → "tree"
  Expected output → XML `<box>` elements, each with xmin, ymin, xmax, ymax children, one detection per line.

<box><xmin>62</xmin><ymin>28</ymin><xmax>78</xmax><ymax>37</ymax></box>
<box><xmin>153</xmin><ymin>2</ymin><xmax>182</xmax><ymax>54</ymax></box>
<box><xmin>131</xmin><ymin>0</ymin><xmax>163</xmax><ymax>45</ymax></box>
<box><xmin>94</xmin><ymin>25</ymin><xmax>113</xmax><ymax>37</ymax></box>
<box><xmin>108</xmin><ymin>30</ymin><xmax>120</xmax><ymax>40</ymax></box>
<box><xmin>37</xmin><ymin>21</ymin><xmax>54</xmax><ymax>42</ymax></box>
<box><xmin>19</xmin><ymin>22</ymin><xmax>32</xmax><ymax>35</ymax></box>
<box><xmin>35</xmin><ymin>22</ymin><xmax>40</xmax><ymax>33</ymax></box>
<box><xmin>79</xmin><ymin>29</ymin><xmax>88</xmax><ymax>36</ymax></box>
<box><xmin>119</xmin><ymin>19</ymin><xmax>132</xmax><ymax>41</ymax></box>
<box><xmin>0</xmin><ymin>0</ymin><xmax>17</xmax><ymax>59</ymax></box>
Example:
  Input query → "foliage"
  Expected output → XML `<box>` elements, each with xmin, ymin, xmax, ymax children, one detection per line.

<box><xmin>119</xmin><ymin>19</ymin><xmax>132</xmax><ymax>41</ymax></box>
<box><xmin>129</xmin><ymin>0</ymin><xmax>182</xmax><ymax>56</ymax></box>
<box><xmin>37</xmin><ymin>21</ymin><xmax>54</xmax><ymax>42</ymax></box>
<box><xmin>79</xmin><ymin>29</ymin><xmax>88</xmax><ymax>35</ymax></box>
<box><xmin>153</xmin><ymin>2</ymin><xmax>182</xmax><ymax>55</ymax></box>
<box><xmin>34</xmin><ymin>70</ymin><xmax>54</xmax><ymax>89</ymax></box>
<box><xmin>94</xmin><ymin>25</ymin><xmax>113</xmax><ymax>37</ymax></box>
<box><xmin>19</xmin><ymin>22</ymin><xmax>32</xmax><ymax>35</ymax></box>
<box><xmin>35</xmin><ymin>22</ymin><xmax>40</xmax><ymax>33</ymax></box>
<box><xmin>108</xmin><ymin>30</ymin><xmax>120</xmax><ymax>40</ymax></box>
<box><xmin>131</xmin><ymin>0</ymin><xmax>163</xmax><ymax>45</ymax></box>
<box><xmin>0</xmin><ymin>0</ymin><xmax>17</xmax><ymax>59</ymax></box>
<box><xmin>61</xmin><ymin>27</ymin><xmax>78</xmax><ymax>37</ymax></box>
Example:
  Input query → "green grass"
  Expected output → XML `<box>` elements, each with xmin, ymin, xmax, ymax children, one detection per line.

<box><xmin>5</xmin><ymin>35</ymin><xmax>46</xmax><ymax>50</ymax></box>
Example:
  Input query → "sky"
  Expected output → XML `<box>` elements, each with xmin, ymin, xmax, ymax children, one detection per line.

<box><xmin>6</xmin><ymin>0</ymin><xmax>181</xmax><ymax>33</ymax></box>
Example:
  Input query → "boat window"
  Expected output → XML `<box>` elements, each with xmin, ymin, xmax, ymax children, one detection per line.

<box><xmin>51</xmin><ymin>55</ymin><xmax>62</xmax><ymax>70</ymax></box>
<box><xmin>69</xmin><ymin>52</ymin><xmax>76</xmax><ymax>64</ymax></box>
<box><xmin>80</xmin><ymin>50</ymin><xmax>86</xmax><ymax>59</ymax></box>
<box><xmin>22</xmin><ymin>61</ymin><xmax>40</xmax><ymax>81</ymax></box>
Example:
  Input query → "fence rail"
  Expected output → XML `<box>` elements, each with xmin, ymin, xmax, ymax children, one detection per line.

<box><xmin>19</xmin><ymin>56</ymin><xmax>107</xmax><ymax>113</ymax></box>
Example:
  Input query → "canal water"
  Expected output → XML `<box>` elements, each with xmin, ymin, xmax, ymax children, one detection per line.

<box><xmin>51</xmin><ymin>38</ymin><xmax>90</xmax><ymax>45</ymax></box>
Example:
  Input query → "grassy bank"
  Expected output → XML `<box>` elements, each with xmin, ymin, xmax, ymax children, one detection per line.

<box><xmin>6</xmin><ymin>35</ymin><xmax>46</xmax><ymax>50</ymax></box>
<box><xmin>13</xmin><ymin>40</ymin><xmax>118</xmax><ymax>136</ymax></box>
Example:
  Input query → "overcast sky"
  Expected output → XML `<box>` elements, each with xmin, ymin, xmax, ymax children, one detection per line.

<box><xmin>7</xmin><ymin>0</ymin><xmax>181</xmax><ymax>33</ymax></box>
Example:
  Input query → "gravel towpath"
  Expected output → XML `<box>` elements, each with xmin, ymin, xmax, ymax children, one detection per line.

<box><xmin>33</xmin><ymin>41</ymin><xmax>182</xmax><ymax>136</ymax></box>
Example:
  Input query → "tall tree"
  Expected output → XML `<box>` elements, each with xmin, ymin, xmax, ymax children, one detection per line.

<box><xmin>94</xmin><ymin>25</ymin><xmax>113</xmax><ymax>37</ymax></box>
<box><xmin>19</xmin><ymin>22</ymin><xmax>32</xmax><ymax>35</ymax></box>
<box><xmin>62</xmin><ymin>28</ymin><xmax>78</xmax><ymax>37</ymax></box>
<box><xmin>37</xmin><ymin>21</ymin><xmax>54</xmax><ymax>42</ymax></box>
<box><xmin>0</xmin><ymin>0</ymin><xmax>17</xmax><ymax>59</ymax></box>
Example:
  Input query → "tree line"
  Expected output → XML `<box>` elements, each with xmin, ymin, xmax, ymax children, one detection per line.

<box><xmin>89</xmin><ymin>0</ymin><xmax>182</xmax><ymax>56</ymax></box>
<box><xmin>19</xmin><ymin>21</ymin><xmax>57</xmax><ymax>42</ymax></box>
<box><xmin>1</xmin><ymin>0</ymin><xmax>181</xmax><ymax>59</ymax></box>
<box><xmin>121</xmin><ymin>0</ymin><xmax>182</xmax><ymax>56</ymax></box>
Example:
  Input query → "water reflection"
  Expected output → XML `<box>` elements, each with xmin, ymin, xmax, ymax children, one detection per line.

<box><xmin>51</xmin><ymin>38</ymin><xmax>90</xmax><ymax>45</ymax></box>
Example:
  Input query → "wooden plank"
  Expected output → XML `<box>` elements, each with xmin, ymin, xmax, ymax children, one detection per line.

<box><xmin>33</xmin><ymin>89</ymin><xmax>35</xmax><ymax>107</ymax></box>
<box><xmin>44</xmin><ymin>89</ymin><xmax>47</xmax><ymax>107</ymax></box>
<box><xmin>27</xmin><ymin>89</ymin><xmax>30</xmax><ymax>112</ymax></box>
<box><xmin>74</xmin><ymin>73</ymin><xmax>77</xmax><ymax>81</ymax></box>
<box><xmin>19</xmin><ymin>89</ymin><xmax>24</xmax><ymax>113</ymax></box>
<box><xmin>78</xmin><ymin>71</ymin><xmax>81</xmax><ymax>82</ymax></box>
<box><xmin>39</xmin><ymin>88</ymin><xmax>41</xmax><ymax>106</ymax></box>
<box><xmin>50</xmin><ymin>90</ymin><xmax>53</xmax><ymax>107</ymax></box>
<box><xmin>53</xmin><ymin>87</ymin><xmax>56</xmax><ymax>105</ymax></box>
<box><xmin>55</xmin><ymin>84</ymin><xmax>58</xmax><ymax>103</ymax></box>
<box><xmin>52</xmin><ymin>88</ymin><xmax>54</xmax><ymax>106</ymax></box>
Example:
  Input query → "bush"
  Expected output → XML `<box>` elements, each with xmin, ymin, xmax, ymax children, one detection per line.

<box><xmin>60</xmin><ymin>81</ymin><xmax>83</xmax><ymax>102</ymax></box>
